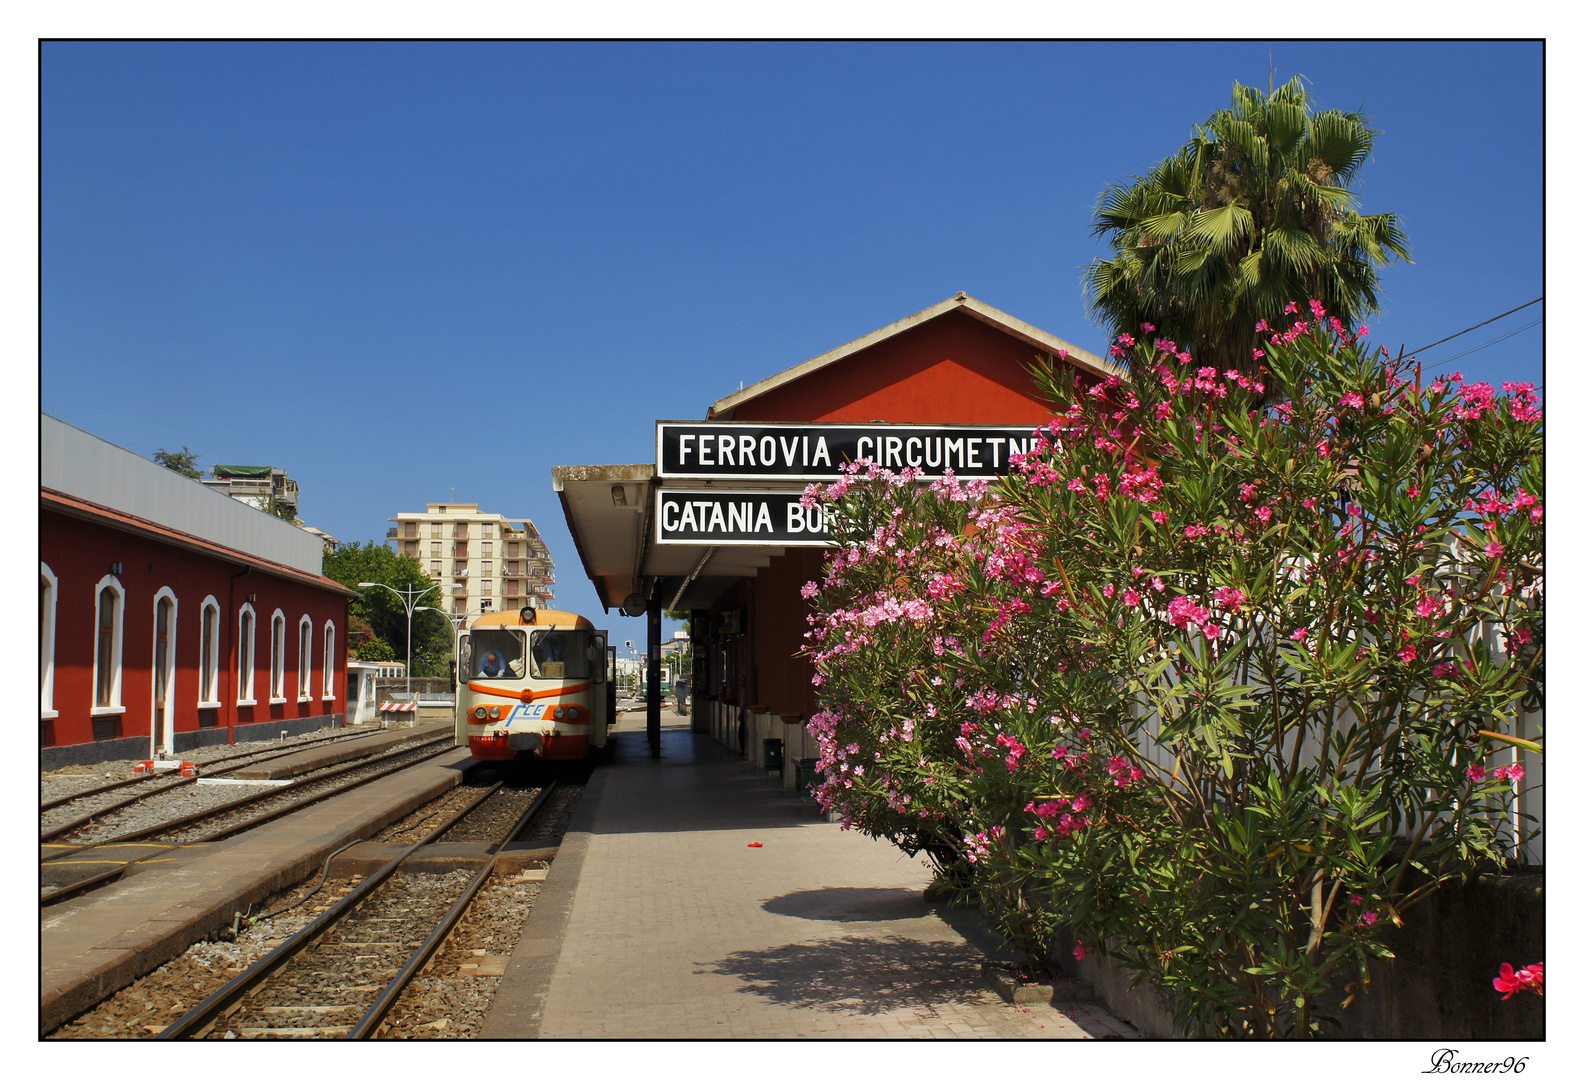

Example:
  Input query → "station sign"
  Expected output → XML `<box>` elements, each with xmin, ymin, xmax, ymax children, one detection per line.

<box><xmin>655</xmin><ymin>490</ymin><xmax>834</xmax><ymax>546</ymax></box>
<box><xmin>656</xmin><ymin>421</ymin><xmax>1043</xmax><ymax>481</ymax></box>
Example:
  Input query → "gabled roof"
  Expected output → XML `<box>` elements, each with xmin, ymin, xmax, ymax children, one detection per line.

<box><xmin>705</xmin><ymin>292</ymin><xmax>1120</xmax><ymax>420</ymax></box>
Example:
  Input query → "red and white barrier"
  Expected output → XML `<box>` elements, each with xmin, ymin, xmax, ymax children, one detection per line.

<box><xmin>135</xmin><ymin>759</ymin><xmax>200</xmax><ymax>777</ymax></box>
<box><xmin>379</xmin><ymin>702</ymin><xmax>417</xmax><ymax>712</ymax></box>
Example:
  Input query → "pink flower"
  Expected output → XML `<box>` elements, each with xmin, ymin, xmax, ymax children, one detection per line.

<box><xmin>1151</xmin><ymin>510</ymin><xmax>1169</xmax><ymax>525</ymax></box>
<box><xmin>1123</xmin><ymin>589</ymin><xmax>1141</xmax><ymax>607</ymax></box>
<box><xmin>1416</xmin><ymin>595</ymin><xmax>1440</xmax><ymax>619</ymax></box>
<box><xmin>1398</xmin><ymin>644</ymin><xmax>1417</xmax><ymax>663</ymax></box>
<box><xmin>1485</xmin><ymin>541</ymin><xmax>1504</xmax><ymax>560</ymax></box>
<box><xmin>1495</xmin><ymin>763</ymin><xmax>1526</xmax><ymax>784</ymax></box>
<box><xmin>1290</xmin><ymin>627</ymin><xmax>1308</xmax><ymax>641</ymax></box>
<box><xmin>800</xmin><ymin>581</ymin><xmax>820</xmax><ymax>599</ymax></box>
<box><xmin>1183</xmin><ymin>524</ymin><xmax>1210</xmax><ymax>540</ymax></box>
<box><xmin>1494</xmin><ymin>962</ymin><xmax>1544</xmax><ymax>999</ymax></box>
<box><xmin>1102</xmin><ymin>583</ymin><xmax>1115</xmax><ymax>598</ymax></box>
<box><xmin>1360</xmin><ymin>911</ymin><xmax>1378</xmax><ymax>926</ymax></box>
<box><xmin>1467</xmin><ymin>764</ymin><xmax>1487</xmax><ymax>783</ymax></box>
<box><xmin>1349</xmin><ymin>893</ymin><xmax>1363</xmax><ymax>905</ymax></box>
<box><xmin>1339</xmin><ymin>392</ymin><xmax>1365</xmax><ymax>410</ymax></box>
<box><xmin>1073</xmin><ymin>941</ymin><xmax>1087</xmax><ymax>962</ymax></box>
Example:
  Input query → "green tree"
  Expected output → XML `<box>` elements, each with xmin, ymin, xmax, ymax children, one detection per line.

<box><xmin>153</xmin><ymin>446</ymin><xmax>201</xmax><ymax>479</ymax></box>
<box><xmin>1084</xmin><ymin>77</ymin><xmax>1410</xmax><ymax>380</ymax></box>
<box><xmin>323</xmin><ymin>541</ymin><xmax>452</xmax><ymax>674</ymax></box>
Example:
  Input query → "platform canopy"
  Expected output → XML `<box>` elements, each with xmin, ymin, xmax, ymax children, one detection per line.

<box><xmin>551</xmin><ymin>293</ymin><xmax>1117</xmax><ymax>615</ymax></box>
<box><xmin>551</xmin><ymin>462</ymin><xmax>795</xmax><ymax>614</ymax></box>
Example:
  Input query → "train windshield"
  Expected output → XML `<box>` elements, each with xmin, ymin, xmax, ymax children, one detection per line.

<box><xmin>529</xmin><ymin>629</ymin><xmax>594</xmax><ymax>680</ymax></box>
<box><xmin>471</xmin><ymin>629</ymin><xmax>526</xmax><ymax>679</ymax></box>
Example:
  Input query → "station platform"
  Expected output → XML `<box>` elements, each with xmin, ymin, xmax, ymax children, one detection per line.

<box><xmin>481</xmin><ymin>709</ymin><xmax>1138</xmax><ymax>1040</ymax></box>
<box><xmin>39</xmin><ymin>739</ymin><xmax>472</xmax><ymax>1035</ymax></box>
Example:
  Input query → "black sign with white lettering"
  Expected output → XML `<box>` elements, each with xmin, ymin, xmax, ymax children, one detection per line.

<box><xmin>655</xmin><ymin>490</ymin><xmax>834</xmax><ymax>546</ymax></box>
<box><xmin>656</xmin><ymin>422</ymin><xmax>1043</xmax><ymax>481</ymax></box>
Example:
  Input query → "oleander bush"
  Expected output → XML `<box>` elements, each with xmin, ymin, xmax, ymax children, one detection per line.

<box><xmin>803</xmin><ymin>306</ymin><xmax>1543</xmax><ymax>1037</ymax></box>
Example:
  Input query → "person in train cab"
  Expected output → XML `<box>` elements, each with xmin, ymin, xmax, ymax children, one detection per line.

<box><xmin>533</xmin><ymin>633</ymin><xmax>567</xmax><ymax>668</ymax></box>
<box><xmin>478</xmin><ymin>650</ymin><xmax>509</xmax><ymax>677</ymax></box>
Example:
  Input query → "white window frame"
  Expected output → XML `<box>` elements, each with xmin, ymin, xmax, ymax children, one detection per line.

<box><xmin>40</xmin><ymin>562</ymin><xmax>58</xmax><ymax>719</ymax></box>
<box><xmin>91</xmin><ymin>574</ymin><xmax>127</xmax><ymax>716</ymax></box>
<box><xmin>269</xmin><ymin>608</ymin><xmax>287</xmax><ymax>703</ymax></box>
<box><xmin>322</xmin><ymin>620</ymin><xmax>337</xmax><ymax>700</ymax></box>
<box><xmin>236</xmin><ymin>602</ymin><xmax>257</xmax><ymax>706</ymax></box>
<box><xmin>151</xmin><ymin>587</ymin><xmax>179</xmax><ymax>743</ymax></box>
<box><xmin>298</xmin><ymin>615</ymin><xmax>313</xmax><ymax>701</ymax></box>
<box><xmin>199</xmin><ymin>596</ymin><xmax>222</xmax><ymax>708</ymax></box>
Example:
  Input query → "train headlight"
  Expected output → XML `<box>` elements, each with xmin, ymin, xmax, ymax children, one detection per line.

<box><xmin>564</xmin><ymin>706</ymin><xmax>581</xmax><ymax>720</ymax></box>
<box><xmin>473</xmin><ymin>706</ymin><xmax>488</xmax><ymax>720</ymax></box>
<box><xmin>488</xmin><ymin>706</ymin><xmax>501</xmax><ymax>720</ymax></box>
<box><xmin>553</xmin><ymin>706</ymin><xmax>566</xmax><ymax>719</ymax></box>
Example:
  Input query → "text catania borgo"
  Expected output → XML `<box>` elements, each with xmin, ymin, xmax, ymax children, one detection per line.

<box><xmin>655</xmin><ymin>491</ymin><xmax>832</xmax><ymax>546</ymax></box>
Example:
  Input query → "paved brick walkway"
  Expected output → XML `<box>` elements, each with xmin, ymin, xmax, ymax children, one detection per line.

<box><xmin>487</xmin><ymin>710</ymin><xmax>1137</xmax><ymax>1039</ymax></box>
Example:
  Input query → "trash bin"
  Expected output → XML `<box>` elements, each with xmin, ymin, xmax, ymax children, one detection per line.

<box><xmin>763</xmin><ymin>738</ymin><xmax>784</xmax><ymax>773</ymax></box>
<box><xmin>796</xmin><ymin>758</ymin><xmax>819</xmax><ymax>796</ymax></box>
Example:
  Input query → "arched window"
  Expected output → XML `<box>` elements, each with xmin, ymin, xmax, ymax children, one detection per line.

<box><xmin>152</xmin><ymin>588</ymin><xmax>178</xmax><ymax>740</ymax></box>
<box><xmin>40</xmin><ymin>563</ymin><xmax>58</xmax><ymax>718</ymax></box>
<box><xmin>298</xmin><ymin>615</ymin><xmax>313</xmax><ymax>701</ymax></box>
<box><xmin>199</xmin><ymin>596</ymin><xmax>221</xmax><ymax>707</ymax></box>
<box><xmin>237</xmin><ymin>603</ymin><xmax>257</xmax><ymax>706</ymax></box>
<box><xmin>270</xmin><ymin>609</ymin><xmax>287</xmax><ymax>702</ymax></box>
<box><xmin>322</xmin><ymin>621</ymin><xmax>337</xmax><ymax>700</ymax></box>
<box><xmin>92</xmin><ymin>575</ymin><xmax>126</xmax><ymax>714</ymax></box>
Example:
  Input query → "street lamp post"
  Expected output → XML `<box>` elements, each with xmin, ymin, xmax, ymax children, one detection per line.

<box><xmin>357</xmin><ymin>581</ymin><xmax>442</xmax><ymax>697</ymax></box>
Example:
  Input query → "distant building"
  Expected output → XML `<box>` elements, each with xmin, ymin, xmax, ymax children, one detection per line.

<box><xmin>387</xmin><ymin>503</ymin><xmax>555</xmax><ymax>617</ymax></box>
<box><xmin>202</xmin><ymin>464</ymin><xmax>299</xmax><ymax>516</ymax></box>
<box><xmin>41</xmin><ymin>415</ymin><xmax>356</xmax><ymax>768</ymax></box>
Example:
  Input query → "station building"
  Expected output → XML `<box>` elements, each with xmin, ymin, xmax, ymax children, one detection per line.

<box><xmin>553</xmin><ymin>293</ymin><xmax>1118</xmax><ymax>768</ymax></box>
<box><xmin>40</xmin><ymin>414</ymin><xmax>357</xmax><ymax>768</ymax></box>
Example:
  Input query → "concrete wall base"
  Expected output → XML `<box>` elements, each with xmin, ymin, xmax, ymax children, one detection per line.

<box><xmin>40</xmin><ymin>714</ymin><xmax>344</xmax><ymax>771</ymax></box>
<box><xmin>1051</xmin><ymin>869</ymin><xmax>1545</xmax><ymax>1039</ymax></box>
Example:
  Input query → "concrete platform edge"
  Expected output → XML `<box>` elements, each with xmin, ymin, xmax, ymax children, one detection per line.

<box><xmin>40</xmin><ymin>748</ymin><xmax>473</xmax><ymax>1036</ymax></box>
<box><xmin>477</xmin><ymin>758</ymin><xmax>610</xmax><ymax>1039</ymax></box>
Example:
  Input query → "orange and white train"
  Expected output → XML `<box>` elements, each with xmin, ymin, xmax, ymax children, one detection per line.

<box><xmin>455</xmin><ymin>608</ymin><xmax>615</xmax><ymax>762</ymax></box>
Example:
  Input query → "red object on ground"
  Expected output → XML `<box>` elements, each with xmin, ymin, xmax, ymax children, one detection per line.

<box><xmin>748</xmin><ymin>842</ymin><xmax>763</xmax><ymax>848</ymax></box>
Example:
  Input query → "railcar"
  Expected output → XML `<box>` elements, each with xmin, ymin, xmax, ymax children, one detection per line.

<box><xmin>456</xmin><ymin>608</ymin><xmax>615</xmax><ymax>762</ymax></box>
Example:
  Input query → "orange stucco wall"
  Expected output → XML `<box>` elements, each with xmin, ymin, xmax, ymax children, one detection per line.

<box><xmin>730</xmin><ymin>307</ymin><xmax>1089</xmax><ymax>424</ymax></box>
<box><xmin>701</xmin><ymin>306</ymin><xmax>1101</xmax><ymax>720</ymax></box>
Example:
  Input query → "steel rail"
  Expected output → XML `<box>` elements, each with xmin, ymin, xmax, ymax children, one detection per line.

<box><xmin>156</xmin><ymin>780</ymin><xmax>511</xmax><ymax>1040</ymax></box>
<box><xmin>40</xmin><ymin>744</ymin><xmax>461</xmax><ymax>907</ymax></box>
<box><xmin>39</xmin><ymin>727</ymin><xmax>385</xmax><ymax>813</ymax></box>
<box><xmin>40</xmin><ymin>729</ymin><xmax>418</xmax><ymax>840</ymax></box>
<box><xmin>40</xmin><ymin>732</ymin><xmax>454</xmax><ymax>858</ymax></box>
<box><xmin>348</xmin><ymin>780</ymin><xmax>559</xmax><ymax>1038</ymax></box>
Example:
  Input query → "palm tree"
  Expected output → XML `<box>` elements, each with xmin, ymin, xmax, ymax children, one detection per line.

<box><xmin>1084</xmin><ymin>77</ymin><xmax>1411</xmax><ymax>380</ymax></box>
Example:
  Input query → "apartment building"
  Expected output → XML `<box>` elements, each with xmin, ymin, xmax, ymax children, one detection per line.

<box><xmin>387</xmin><ymin>503</ymin><xmax>555</xmax><ymax>617</ymax></box>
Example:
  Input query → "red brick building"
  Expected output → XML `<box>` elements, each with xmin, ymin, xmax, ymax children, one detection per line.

<box><xmin>41</xmin><ymin>414</ymin><xmax>356</xmax><ymax>768</ymax></box>
<box><xmin>554</xmin><ymin>294</ymin><xmax>1117</xmax><ymax>765</ymax></box>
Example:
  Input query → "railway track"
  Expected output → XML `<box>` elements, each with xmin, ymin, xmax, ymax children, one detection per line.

<box><xmin>41</xmin><ymin>728</ymin><xmax>395</xmax><ymax>840</ymax></box>
<box><xmin>157</xmin><ymin>780</ymin><xmax>557</xmax><ymax>1040</ymax></box>
<box><xmin>40</xmin><ymin>732</ymin><xmax>457</xmax><ymax>906</ymax></box>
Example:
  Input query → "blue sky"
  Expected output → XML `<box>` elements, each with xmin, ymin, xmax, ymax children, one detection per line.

<box><xmin>40</xmin><ymin>40</ymin><xmax>1544</xmax><ymax>632</ymax></box>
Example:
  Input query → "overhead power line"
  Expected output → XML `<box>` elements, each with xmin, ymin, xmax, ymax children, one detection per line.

<box><xmin>1408</xmin><ymin>297</ymin><xmax>1544</xmax><ymax>355</ymax></box>
<box><xmin>1425</xmin><ymin>317</ymin><xmax>1543</xmax><ymax>371</ymax></box>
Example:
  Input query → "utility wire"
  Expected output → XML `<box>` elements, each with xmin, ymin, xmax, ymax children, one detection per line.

<box><xmin>1425</xmin><ymin>317</ymin><xmax>1543</xmax><ymax>370</ymax></box>
<box><xmin>1408</xmin><ymin>297</ymin><xmax>1543</xmax><ymax>355</ymax></box>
